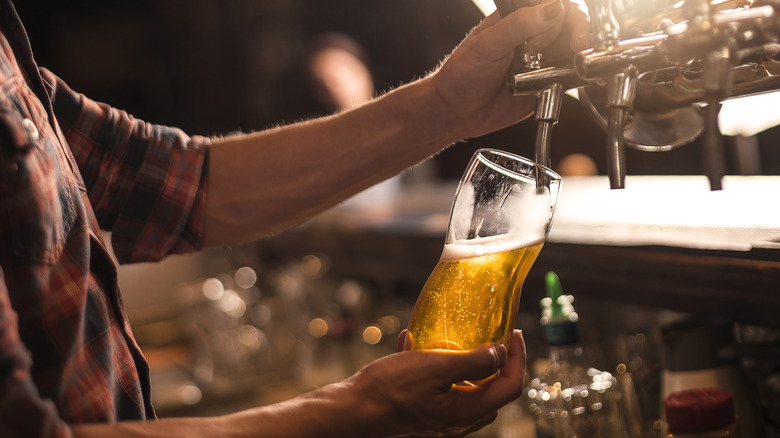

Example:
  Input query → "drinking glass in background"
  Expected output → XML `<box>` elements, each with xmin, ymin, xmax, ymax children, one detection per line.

<box><xmin>405</xmin><ymin>149</ymin><xmax>561</xmax><ymax>352</ymax></box>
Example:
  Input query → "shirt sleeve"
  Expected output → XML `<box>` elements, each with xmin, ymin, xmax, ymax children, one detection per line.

<box><xmin>39</xmin><ymin>68</ymin><xmax>210</xmax><ymax>264</ymax></box>
<box><xmin>0</xmin><ymin>268</ymin><xmax>73</xmax><ymax>438</ymax></box>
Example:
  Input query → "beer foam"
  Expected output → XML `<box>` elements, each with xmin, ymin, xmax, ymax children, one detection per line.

<box><xmin>441</xmin><ymin>235</ymin><xmax>544</xmax><ymax>261</ymax></box>
<box><xmin>449</xmin><ymin>182</ymin><xmax>476</xmax><ymax>239</ymax></box>
<box><xmin>504</xmin><ymin>184</ymin><xmax>553</xmax><ymax>238</ymax></box>
<box><xmin>449</xmin><ymin>180</ymin><xmax>555</xmax><ymax>245</ymax></box>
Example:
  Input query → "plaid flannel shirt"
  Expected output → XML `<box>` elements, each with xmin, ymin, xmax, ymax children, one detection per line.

<box><xmin>0</xmin><ymin>1</ymin><xmax>210</xmax><ymax>436</ymax></box>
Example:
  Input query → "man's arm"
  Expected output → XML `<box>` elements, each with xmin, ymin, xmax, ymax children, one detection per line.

<box><xmin>70</xmin><ymin>331</ymin><xmax>526</xmax><ymax>438</ymax></box>
<box><xmin>204</xmin><ymin>76</ymin><xmax>452</xmax><ymax>245</ymax></box>
<box><xmin>204</xmin><ymin>2</ymin><xmax>584</xmax><ymax>246</ymax></box>
<box><xmin>68</xmin><ymin>4</ymin><xmax>574</xmax><ymax>437</ymax></box>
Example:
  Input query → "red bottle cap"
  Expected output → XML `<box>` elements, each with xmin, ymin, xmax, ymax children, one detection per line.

<box><xmin>664</xmin><ymin>388</ymin><xmax>735</xmax><ymax>433</ymax></box>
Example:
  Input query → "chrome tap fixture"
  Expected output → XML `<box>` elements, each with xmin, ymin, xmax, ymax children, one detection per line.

<box><xmin>497</xmin><ymin>0</ymin><xmax>779</xmax><ymax>190</ymax></box>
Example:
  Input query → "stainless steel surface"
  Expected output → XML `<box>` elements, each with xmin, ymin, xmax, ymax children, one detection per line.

<box><xmin>605</xmin><ymin>65</ymin><xmax>638</xmax><ymax>188</ymax></box>
<box><xmin>534</xmin><ymin>82</ymin><xmax>564</xmax><ymax>167</ymax></box>
<box><xmin>583</xmin><ymin>0</ymin><xmax>621</xmax><ymax>50</ymax></box>
<box><xmin>495</xmin><ymin>0</ymin><xmax>562</xmax><ymax>170</ymax></box>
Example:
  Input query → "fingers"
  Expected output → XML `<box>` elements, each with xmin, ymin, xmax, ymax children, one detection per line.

<box><xmin>361</xmin><ymin>332</ymin><xmax>526</xmax><ymax>436</ymax></box>
<box><xmin>525</xmin><ymin>0</ymin><xmax>567</xmax><ymax>54</ymax></box>
<box><xmin>498</xmin><ymin>330</ymin><xmax>527</xmax><ymax>387</ymax></box>
<box><xmin>439</xmin><ymin>342</ymin><xmax>508</xmax><ymax>385</ymax></box>
<box><xmin>565</xmin><ymin>1</ymin><xmax>591</xmax><ymax>52</ymax></box>
<box><xmin>423</xmin><ymin>331</ymin><xmax>525</xmax><ymax>392</ymax></box>
<box><xmin>476</xmin><ymin>0</ymin><xmax>567</xmax><ymax>60</ymax></box>
<box><xmin>485</xmin><ymin>0</ymin><xmax>590</xmax><ymax>55</ymax></box>
<box><xmin>459</xmin><ymin>330</ymin><xmax>527</xmax><ymax>409</ymax></box>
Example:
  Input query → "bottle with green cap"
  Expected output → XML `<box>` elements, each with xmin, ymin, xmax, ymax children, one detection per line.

<box><xmin>525</xmin><ymin>272</ymin><xmax>628</xmax><ymax>438</ymax></box>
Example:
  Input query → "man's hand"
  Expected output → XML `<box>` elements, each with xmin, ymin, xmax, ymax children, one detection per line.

<box><xmin>340</xmin><ymin>329</ymin><xmax>528</xmax><ymax>437</ymax></box>
<box><xmin>428</xmin><ymin>0</ymin><xmax>590</xmax><ymax>140</ymax></box>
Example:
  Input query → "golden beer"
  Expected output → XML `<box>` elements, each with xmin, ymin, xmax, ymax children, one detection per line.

<box><xmin>404</xmin><ymin>149</ymin><xmax>560</xmax><ymax>358</ymax></box>
<box><xmin>404</xmin><ymin>237</ymin><xmax>544</xmax><ymax>352</ymax></box>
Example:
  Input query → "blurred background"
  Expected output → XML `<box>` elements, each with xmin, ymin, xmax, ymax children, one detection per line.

<box><xmin>16</xmin><ymin>1</ymin><xmax>780</xmax><ymax>437</ymax></box>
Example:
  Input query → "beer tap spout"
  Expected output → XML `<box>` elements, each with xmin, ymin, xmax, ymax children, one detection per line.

<box><xmin>701</xmin><ymin>48</ymin><xmax>734</xmax><ymax>191</ymax></box>
<box><xmin>605</xmin><ymin>65</ymin><xmax>638</xmax><ymax>189</ymax></box>
<box><xmin>535</xmin><ymin>82</ymin><xmax>564</xmax><ymax>169</ymax></box>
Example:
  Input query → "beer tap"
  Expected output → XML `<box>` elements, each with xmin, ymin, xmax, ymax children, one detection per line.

<box><xmin>534</xmin><ymin>83</ymin><xmax>564</xmax><ymax>168</ymax></box>
<box><xmin>496</xmin><ymin>0</ymin><xmax>637</xmax><ymax>188</ymax></box>
<box><xmin>583</xmin><ymin>0</ymin><xmax>637</xmax><ymax>189</ymax></box>
<box><xmin>604</xmin><ymin>65</ymin><xmax>637</xmax><ymax>189</ymax></box>
<box><xmin>661</xmin><ymin>0</ymin><xmax>739</xmax><ymax>189</ymax></box>
<box><xmin>495</xmin><ymin>0</ymin><xmax>780</xmax><ymax>191</ymax></box>
<box><xmin>494</xmin><ymin>0</ymin><xmax>568</xmax><ymax>170</ymax></box>
<box><xmin>687</xmin><ymin>0</ymin><xmax>734</xmax><ymax>190</ymax></box>
<box><xmin>701</xmin><ymin>49</ymin><xmax>733</xmax><ymax>190</ymax></box>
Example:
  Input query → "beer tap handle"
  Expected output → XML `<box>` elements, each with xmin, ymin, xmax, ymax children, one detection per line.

<box><xmin>495</xmin><ymin>0</ymin><xmax>580</xmax><ymax>189</ymax></box>
<box><xmin>494</xmin><ymin>0</ymin><xmax>552</xmax><ymax>177</ymax></box>
<box><xmin>605</xmin><ymin>65</ymin><xmax>638</xmax><ymax>189</ymax></box>
<box><xmin>494</xmin><ymin>0</ymin><xmax>542</xmax><ymax>71</ymax></box>
<box><xmin>583</xmin><ymin>0</ymin><xmax>620</xmax><ymax>51</ymax></box>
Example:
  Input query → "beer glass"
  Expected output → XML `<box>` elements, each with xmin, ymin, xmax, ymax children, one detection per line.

<box><xmin>405</xmin><ymin>149</ymin><xmax>561</xmax><ymax>352</ymax></box>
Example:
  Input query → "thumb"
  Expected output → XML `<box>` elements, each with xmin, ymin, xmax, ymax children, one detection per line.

<box><xmin>443</xmin><ymin>342</ymin><xmax>508</xmax><ymax>385</ymax></box>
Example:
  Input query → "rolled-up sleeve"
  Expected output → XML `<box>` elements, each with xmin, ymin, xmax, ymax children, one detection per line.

<box><xmin>41</xmin><ymin>69</ymin><xmax>209</xmax><ymax>264</ymax></box>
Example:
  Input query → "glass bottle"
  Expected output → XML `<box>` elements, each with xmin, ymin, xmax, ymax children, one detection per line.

<box><xmin>525</xmin><ymin>272</ymin><xmax>627</xmax><ymax>438</ymax></box>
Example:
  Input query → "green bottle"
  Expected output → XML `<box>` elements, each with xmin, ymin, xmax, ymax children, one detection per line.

<box><xmin>525</xmin><ymin>272</ymin><xmax>627</xmax><ymax>438</ymax></box>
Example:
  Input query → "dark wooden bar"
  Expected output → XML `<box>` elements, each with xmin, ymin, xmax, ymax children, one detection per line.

<box><xmin>255</xmin><ymin>223</ymin><xmax>780</xmax><ymax>329</ymax></box>
<box><xmin>532</xmin><ymin>243</ymin><xmax>780</xmax><ymax>328</ymax></box>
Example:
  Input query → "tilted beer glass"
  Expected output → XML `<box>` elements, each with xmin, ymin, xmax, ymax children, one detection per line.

<box><xmin>405</xmin><ymin>149</ymin><xmax>561</xmax><ymax>352</ymax></box>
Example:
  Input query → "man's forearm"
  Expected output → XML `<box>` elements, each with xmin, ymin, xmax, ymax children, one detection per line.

<box><xmin>71</xmin><ymin>381</ymin><xmax>382</xmax><ymax>438</ymax></box>
<box><xmin>204</xmin><ymin>76</ymin><xmax>458</xmax><ymax>247</ymax></box>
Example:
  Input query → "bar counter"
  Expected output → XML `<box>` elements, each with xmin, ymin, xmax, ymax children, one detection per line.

<box><xmin>255</xmin><ymin>175</ymin><xmax>780</xmax><ymax>329</ymax></box>
<box><xmin>125</xmin><ymin>175</ymin><xmax>780</xmax><ymax>432</ymax></box>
